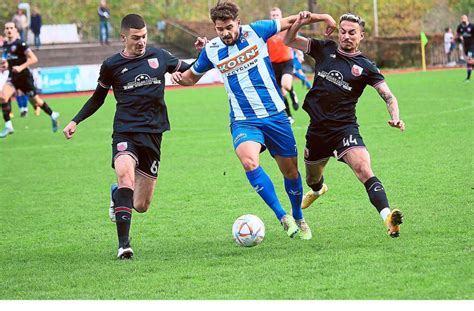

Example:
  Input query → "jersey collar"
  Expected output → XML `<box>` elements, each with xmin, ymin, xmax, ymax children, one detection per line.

<box><xmin>120</xmin><ymin>49</ymin><xmax>147</xmax><ymax>59</ymax></box>
<box><xmin>337</xmin><ymin>47</ymin><xmax>361</xmax><ymax>57</ymax></box>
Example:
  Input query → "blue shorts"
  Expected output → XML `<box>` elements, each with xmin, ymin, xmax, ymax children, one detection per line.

<box><xmin>230</xmin><ymin>112</ymin><xmax>297</xmax><ymax>158</ymax></box>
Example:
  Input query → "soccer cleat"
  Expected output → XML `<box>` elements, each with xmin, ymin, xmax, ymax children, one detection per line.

<box><xmin>296</xmin><ymin>219</ymin><xmax>312</xmax><ymax>240</ymax></box>
<box><xmin>280</xmin><ymin>214</ymin><xmax>299</xmax><ymax>238</ymax></box>
<box><xmin>20</xmin><ymin>110</ymin><xmax>27</xmax><ymax>117</ymax></box>
<box><xmin>117</xmin><ymin>242</ymin><xmax>134</xmax><ymax>259</ymax></box>
<box><xmin>385</xmin><ymin>209</ymin><xmax>404</xmax><ymax>238</ymax></box>
<box><xmin>301</xmin><ymin>184</ymin><xmax>328</xmax><ymax>209</ymax></box>
<box><xmin>51</xmin><ymin>112</ymin><xmax>60</xmax><ymax>132</ymax></box>
<box><xmin>0</xmin><ymin>127</ymin><xmax>14</xmax><ymax>138</ymax></box>
<box><xmin>109</xmin><ymin>183</ymin><xmax>118</xmax><ymax>223</ymax></box>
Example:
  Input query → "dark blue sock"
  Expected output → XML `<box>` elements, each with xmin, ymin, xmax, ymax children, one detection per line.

<box><xmin>284</xmin><ymin>173</ymin><xmax>303</xmax><ymax>221</ymax></box>
<box><xmin>16</xmin><ymin>95</ymin><xmax>28</xmax><ymax>109</ymax></box>
<box><xmin>246</xmin><ymin>166</ymin><xmax>286</xmax><ymax>221</ymax></box>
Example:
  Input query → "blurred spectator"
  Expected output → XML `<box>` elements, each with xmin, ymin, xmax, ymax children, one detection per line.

<box><xmin>31</xmin><ymin>8</ymin><xmax>42</xmax><ymax>49</ymax></box>
<box><xmin>12</xmin><ymin>8</ymin><xmax>28</xmax><ymax>42</ymax></box>
<box><xmin>444</xmin><ymin>27</ymin><xmax>455</xmax><ymax>64</ymax></box>
<box><xmin>156</xmin><ymin>20</ymin><xmax>166</xmax><ymax>43</ymax></box>
<box><xmin>98</xmin><ymin>0</ymin><xmax>110</xmax><ymax>45</ymax></box>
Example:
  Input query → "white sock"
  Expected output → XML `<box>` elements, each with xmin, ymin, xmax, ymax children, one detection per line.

<box><xmin>313</xmin><ymin>186</ymin><xmax>325</xmax><ymax>196</ymax></box>
<box><xmin>5</xmin><ymin>120</ymin><xmax>13</xmax><ymax>129</ymax></box>
<box><xmin>380</xmin><ymin>208</ymin><xmax>391</xmax><ymax>221</ymax></box>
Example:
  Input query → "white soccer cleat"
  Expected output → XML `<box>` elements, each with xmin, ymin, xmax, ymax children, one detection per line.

<box><xmin>51</xmin><ymin>112</ymin><xmax>60</xmax><ymax>132</ymax></box>
<box><xmin>117</xmin><ymin>246</ymin><xmax>134</xmax><ymax>259</ymax></box>
<box><xmin>0</xmin><ymin>127</ymin><xmax>14</xmax><ymax>138</ymax></box>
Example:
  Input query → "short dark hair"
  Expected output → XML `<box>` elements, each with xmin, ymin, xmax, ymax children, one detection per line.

<box><xmin>340</xmin><ymin>13</ymin><xmax>365</xmax><ymax>31</ymax></box>
<box><xmin>121</xmin><ymin>14</ymin><xmax>146</xmax><ymax>31</ymax></box>
<box><xmin>210</xmin><ymin>0</ymin><xmax>240</xmax><ymax>23</ymax></box>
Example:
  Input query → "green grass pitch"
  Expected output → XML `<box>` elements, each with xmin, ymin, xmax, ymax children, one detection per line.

<box><xmin>0</xmin><ymin>69</ymin><xmax>472</xmax><ymax>299</ymax></box>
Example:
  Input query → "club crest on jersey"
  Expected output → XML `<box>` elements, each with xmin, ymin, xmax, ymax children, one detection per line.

<box><xmin>11</xmin><ymin>45</ymin><xmax>16</xmax><ymax>52</ymax></box>
<box><xmin>117</xmin><ymin>142</ymin><xmax>128</xmax><ymax>151</ymax></box>
<box><xmin>351</xmin><ymin>64</ymin><xmax>363</xmax><ymax>77</ymax></box>
<box><xmin>148</xmin><ymin>58</ymin><xmax>159</xmax><ymax>69</ymax></box>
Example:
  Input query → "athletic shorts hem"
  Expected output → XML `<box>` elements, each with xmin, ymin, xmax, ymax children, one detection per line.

<box><xmin>136</xmin><ymin>168</ymin><xmax>157</xmax><ymax>180</ymax></box>
<box><xmin>113</xmin><ymin>151</ymin><xmax>139</xmax><ymax>166</ymax></box>
<box><xmin>304</xmin><ymin>157</ymin><xmax>331</xmax><ymax>165</ymax></box>
<box><xmin>336</xmin><ymin>146</ymin><xmax>367</xmax><ymax>160</ymax></box>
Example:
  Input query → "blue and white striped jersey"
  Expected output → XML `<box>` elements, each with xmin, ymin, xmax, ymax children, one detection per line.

<box><xmin>192</xmin><ymin>20</ymin><xmax>286</xmax><ymax>121</ymax></box>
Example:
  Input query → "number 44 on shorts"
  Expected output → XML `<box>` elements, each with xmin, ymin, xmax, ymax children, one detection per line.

<box><xmin>342</xmin><ymin>135</ymin><xmax>358</xmax><ymax>147</ymax></box>
<box><xmin>150</xmin><ymin>160</ymin><xmax>159</xmax><ymax>175</ymax></box>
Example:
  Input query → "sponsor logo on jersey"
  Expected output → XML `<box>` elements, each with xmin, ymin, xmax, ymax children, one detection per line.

<box><xmin>317</xmin><ymin>70</ymin><xmax>352</xmax><ymax>91</ymax></box>
<box><xmin>351</xmin><ymin>64</ymin><xmax>363</xmax><ymax>77</ymax></box>
<box><xmin>148</xmin><ymin>58</ymin><xmax>159</xmax><ymax>69</ymax></box>
<box><xmin>124</xmin><ymin>74</ymin><xmax>161</xmax><ymax>90</ymax></box>
<box><xmin>330</xmin><ymin>54</ymin><xmax>336</xmax><ymax>58</ymax></box>
<box><xmin>217</xmin><ymin>45</ymin><xmax>259</xmax><ymax>76</ymax></box>
<box><xmin>117</xmin><ymin>142</ymin><xmax>128</xmax><ymax>151</ymax></box>
<box><xmin>210</xmin><ymin>42</ymin><xmax>219</xmax><ymax>48</ymax></box>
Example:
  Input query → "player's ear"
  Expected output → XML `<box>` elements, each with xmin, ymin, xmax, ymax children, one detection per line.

<box><xmin>120</xmin><ymin>33</ymin><xmax>126</xmax><ymax>43</ymax></box>
<box><xmin>360</xmin><ymin>30</ymin><xmax>365</xmax><ymax>40</ymax></box>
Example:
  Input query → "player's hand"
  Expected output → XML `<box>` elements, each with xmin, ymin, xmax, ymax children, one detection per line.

<box><xmin>12</xmin><ymin>65</ymin><xmax>23</xmax><ymax>73</ymax></box>
<box><xmin>323</xmin><ymin>15</ymin><xmax>337</xmax><ymax>36</ymax></box>
<box><xmin>63</xmin><ymin>121</ymin><xmax>77</xmax><ymax>139</ymax></box>
<box><xmin>195</xmin><ymin>37</ymin><xmax>208</xmax><ymax>51</ymax></box>
<box><xmin>0</xmin><ymin>60</ymin><xmax>8</xmax><ymax>71</ymax></box>
<box><xmin>388</xmin><ymin>119</ymin><xmax>405</xmax><ymax>131</ymax></box>
<box><xmin>171</xmin><ymin>72</ymin><xmax>183</xmax><ymax>84</ymax></box>
<box><xmin>296</xmin><ymin>11</ymin><xmax>312</xmax><ymax>26</ymax></box>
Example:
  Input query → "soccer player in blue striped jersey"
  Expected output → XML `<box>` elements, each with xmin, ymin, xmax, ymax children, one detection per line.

<box><xmin>172</xmin><ymin>1</ymin><xmax>336</xmax><ymax>240</ymax></box>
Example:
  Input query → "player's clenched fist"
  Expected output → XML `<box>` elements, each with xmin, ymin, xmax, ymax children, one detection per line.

<box><xmin>63</xmin><ymin>121</ymin><xmax>77</xmax><ymax>139</ymax></box>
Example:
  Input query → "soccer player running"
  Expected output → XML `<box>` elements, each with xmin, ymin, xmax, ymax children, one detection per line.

<box><xmin>63</xmin><ymin>14</ymin><xmax>191</xmax><ymax>259</ymax></box>
<box><xmin>0</xmin><ymin>22</ymin><xmax>60</xmax><ymax>138</ymax></box>
<box><xmin>284</xmin><ymin>13</ymin><xmax>405</xmax><ymax>237</ymax></box>
<box><xmin>268</xmin><ymin>7</ymin><xmax>299</xmax><ymax>124</ymax></box>
<box><xmin>456</xmin><ymin>15</ymin><xmax>474</xmax><ymax>82</ymax></box>
<box><xmin>171</xmin><ymin>0</ymin><xmax>336</xmax><ymax>240</ymax></box>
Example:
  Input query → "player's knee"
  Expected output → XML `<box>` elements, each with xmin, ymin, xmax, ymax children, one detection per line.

<box><xmin>353</xmin><ymin>162</ymin><xmax>373</xmax><ymax>181</ymax></box>
<box><xmin>282</xmin><ymin>167</ymin><xmax>299</xmax><ymax>180</ymax></box>
<box><xmin>241</xmin><ymin>158</ymin><xmax>259</xmax><ymax>171</ymax></box>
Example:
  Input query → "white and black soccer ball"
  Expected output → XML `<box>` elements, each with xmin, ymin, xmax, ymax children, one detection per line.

<box><xmin>232</xmin><ymin>214</ymin><xmax>265</xmax><ymax>247</ymax></box>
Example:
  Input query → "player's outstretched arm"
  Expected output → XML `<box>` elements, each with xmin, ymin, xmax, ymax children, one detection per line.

<box><xmin>284</xmin><ymin>12</ymin><xmax>336</xmax><ymax>51</ymax></box>
<box><xmin>374</xmin><ymin>82</ymin><xmax>405</xmax><ymax>131</ymax></box>
<box><xmin>171</xmin><ymin>69</ymin><xmax>201</xmax><ymax>86</ymax></box>
<box><xmin>281</xmin><ymin>11</ymin><xmax>335</xmax><ymax>33</ymax></box>
<box><xmin>63</xmin><ymin>85</ymin><xmax>109</xmax><ymax>139</ymax></box>
<box><xmin>284</xmin><ymin>12</ymin><xmax>311</xmax><ymax>51</ymax></box>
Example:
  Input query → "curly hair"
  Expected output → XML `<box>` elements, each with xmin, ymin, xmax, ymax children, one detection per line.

<box><xmin>210</xmin><ymin>0</ymin><xmax>240</xmax><ymax>23</ymax></box>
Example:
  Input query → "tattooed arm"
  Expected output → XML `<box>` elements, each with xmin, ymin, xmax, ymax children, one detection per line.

<box><xmin>374</xmin><ymin>81</ymin><xmax>405</xmax><ymax>131</ymax></box>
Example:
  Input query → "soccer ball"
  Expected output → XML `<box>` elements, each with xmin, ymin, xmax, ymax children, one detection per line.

<box><xmin>232</xmin><ymin>214</ymin><xmax>265</xmax><ymax>247</ymax></box>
